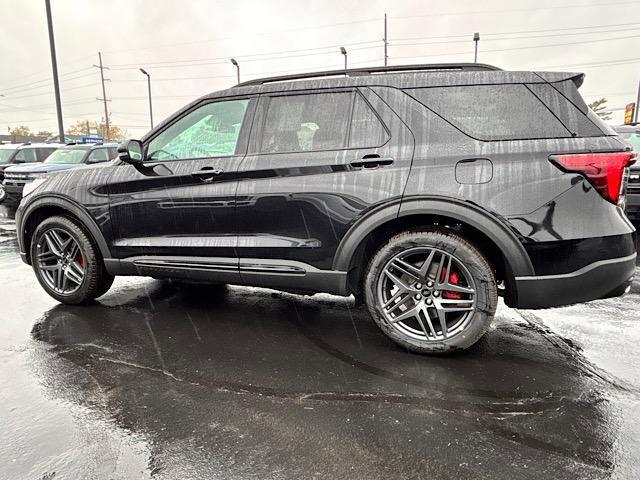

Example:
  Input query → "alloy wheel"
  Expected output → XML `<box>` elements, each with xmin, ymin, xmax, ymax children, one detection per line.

<box><xmin>377</xmin><ymin>247</ymin><xmax>477</xmax><ymax>342</ymax></box>
<box><xmin>36</xmin><ymin>228</ymin><xmax>86</xmax><ymax>295</ymax></box>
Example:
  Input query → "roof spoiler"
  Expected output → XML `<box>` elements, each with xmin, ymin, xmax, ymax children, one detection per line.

<box><xmin>536</xmin><ymin>71</ymin><xmax>585</xmax><ymax>88</ymax></box>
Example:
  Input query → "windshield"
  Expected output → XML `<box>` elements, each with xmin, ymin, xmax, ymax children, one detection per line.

<box><xmin>44</xmin><ymin>149</ymin><xmax>88</xmax><ymax>164</ymax></box>
<box><xmin>0</xmin><ymin>149</ymin><xmax>17</xmax><ymax>164</ymax></box>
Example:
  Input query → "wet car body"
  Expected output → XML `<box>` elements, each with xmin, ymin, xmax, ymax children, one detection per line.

<box><xmin>14</xmin><ymin>64</ymin><xmax>637</xmax><ymax>319</ymax></box>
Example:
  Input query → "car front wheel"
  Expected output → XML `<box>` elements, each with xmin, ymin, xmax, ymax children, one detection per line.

<box><xmin>364</xmin><ymin>229</ymin><xmax>498</xmax><ymax>354</ymax></box>
<box><xmin>30</xmin><ymin>216</ymin><xmax>114</xmax><ymax>304</ymax></box>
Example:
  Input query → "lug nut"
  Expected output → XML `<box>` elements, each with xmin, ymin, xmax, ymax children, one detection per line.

<box><xmin>426</xmin><ymin>299</ymin><xmax>433</xmax><ymax>305</ymax></box>
<box><xmin>415</xmin><ymin>283</ymin><xmax>422</xmax><ymax>289</ymax></box>
<box><xmin>433</xmin><ymin>291</ymin><xmax>440</xmax><ymax>297</ymax></box>
<box><xmin>427</xmin><ymin>281</ymin><xmax>433</xmax><ymax>287</ymax></box>
<box><xmin>414</xmin><ymin>293</ymin><xmax>422</xmax><ymax>300</ymax></box>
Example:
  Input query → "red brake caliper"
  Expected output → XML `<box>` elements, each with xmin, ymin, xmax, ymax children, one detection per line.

<box><xmin>444</xmin><ymin>271</ymin><xmax>462</xmax><ymax>299</ymax></box>
<box><xmin>77</xmin><ymin>253</ymin><xmax>85</xmax><ymax>268</ymax></box>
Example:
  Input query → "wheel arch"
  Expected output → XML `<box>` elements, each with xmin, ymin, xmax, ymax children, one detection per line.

<box><xmin>19</xmin><ymin>195</ymin><xmax>112</xmax><ymax>265</ymax></box>
<box><xmin>333</xmin><ymin>196</ymin><xmax>534</xmax><ymax>303</ymax></box>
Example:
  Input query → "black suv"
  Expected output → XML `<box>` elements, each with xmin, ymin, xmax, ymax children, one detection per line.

<box><xmin>15</xmin><ymin>64</ymin><xmax>637</xmax><ymax>354</ymax></box>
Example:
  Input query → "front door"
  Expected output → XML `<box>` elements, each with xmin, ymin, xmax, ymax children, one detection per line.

<box><xmin>234</xmin><ymin>87</ymin><xmax>414</xmax><ymax>284</ymax></box>
<box><xmin>108</xmin><ymin>96</ymin><xmax>256</xmax><ymax>277</ymax></box>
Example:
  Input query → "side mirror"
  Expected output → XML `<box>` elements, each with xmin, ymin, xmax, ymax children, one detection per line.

<box><xmin>118</xmin><ymin>139</ymin><xmax>144</xmax><ymax>165</ymax></box>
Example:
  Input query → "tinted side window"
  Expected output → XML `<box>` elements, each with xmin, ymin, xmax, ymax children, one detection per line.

<box><xmin>259</xmin><ymin>92</ymin><xmax>351</xmax><ymax>153</ymax></box>
<box><xmin>148</xmin><ymin>99</ymin><xmax>249</xmax><ymax>161</ymax></box>
<box><xmin>14</xmin><ymin>148</ymin><xmax>38</xmax><ymax>162</ymax></box>
<box><xmin>349</xmin><ymin>93</ymin><xmax>389</xmax><ymax>148</ymax></box>
<box><xmin>36</xmin><ymin>148</ymin><xmax>57</xmax><ymax>161</ymax></box>
<box><xmin>86</xmin><ymin>148</ymin><xmax>111</xmax><ymax>163</ymax></box>
<box><xmin>527</xmin><ymin>83</ymin><xmax>602</xmax><ymax>137</ymax></box>
<box><xmin>406</xmin><ymin>84</ymin><xmax>572</xmax><ymax>141</ymax></box>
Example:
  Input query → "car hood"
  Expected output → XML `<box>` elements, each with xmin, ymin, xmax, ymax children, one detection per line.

<box><xmin>4</xmin><ymin>163</ymin><xmax>80</xmax><ymax>174</ymax></box>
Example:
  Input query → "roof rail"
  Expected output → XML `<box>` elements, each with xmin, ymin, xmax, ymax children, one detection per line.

<box><xmin>235</xmin><ymin>63</ymin><xmax>501</xmax><ymax>87</ymax></box>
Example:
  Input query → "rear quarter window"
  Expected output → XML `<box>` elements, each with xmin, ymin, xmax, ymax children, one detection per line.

<box><xmin>405</xmin><ymin>84</ymin><xmax>572</xmax><ymax>141</ymax></box>
<box><xmin>527</xmin><ymin>81</ymin><xmax>603</xmax><ymax>137</ymax></box>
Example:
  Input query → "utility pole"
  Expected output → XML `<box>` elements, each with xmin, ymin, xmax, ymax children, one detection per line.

<box><xmin>383</xmin><ymin>13</ymin><xmax>388</xmax><ymax>67</ymax></box>
<box><xmin>94</xmin><ymin>52</ymin><xmax>110</xmax><ymax>141</ymax></box>
<box><xmin>45</xmin><ymin>0</ymin><xmax>64</xmax><ymax>143</ymax></box>
<box><xmin>473</xmin><ymin>32</ymin><xmax>480</xmax><ymax>63</ymax></box>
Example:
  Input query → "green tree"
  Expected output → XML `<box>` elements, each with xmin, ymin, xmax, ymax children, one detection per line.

<box><xmin>588</xmin><ymin>98</ymin><xmax>612</xmax><ymax>121</ymax></box>
<box><xmin>9</xmin><ymin>125</ymin><xmax>31</xmax><ymax>136</ymax></box>
<box><xmin>36</xmin><ymin>130</ymin><xmax>52</xmax><ymax>137</ymax></box>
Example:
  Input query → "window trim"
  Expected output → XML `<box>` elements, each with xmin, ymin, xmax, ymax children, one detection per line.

<box><xmin>404</xmin><ymin>83</ymin><xmax>581</xmax><ymax>142</ymax></box>
<box><xmin>142</xmin><ymin>95</ymin><xmax>257</xmax><ymax>163</ymax></box>
<box><xmin>248</xmin><ymin>87</ymin><xmax>390</xmax><ymax>156</ymax></box>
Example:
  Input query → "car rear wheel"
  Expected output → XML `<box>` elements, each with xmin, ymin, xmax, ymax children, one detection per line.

<box><xmin>30</xmin><ymin>216</ymin><xmax>114</xmax><ymax>304</ymax></box>
<box><xmin>364</xmin><ymin>229</ymin><xmax>497</xmax><ymax>354</ymax></box>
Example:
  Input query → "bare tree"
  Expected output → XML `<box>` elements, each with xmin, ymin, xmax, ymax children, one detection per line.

<box><xmin>588</xmin><ymin>98</ymin><xmax>612</xmax><ymax>121</ymax></box>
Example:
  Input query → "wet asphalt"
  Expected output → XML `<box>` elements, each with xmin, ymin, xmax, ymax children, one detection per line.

<box><xmin>1</xmin><ymin>204</ymin><xmax>639</xmax><ymax>480</ymax></box>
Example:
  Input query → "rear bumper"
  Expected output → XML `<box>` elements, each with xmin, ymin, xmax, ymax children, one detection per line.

<box><xmin>511</xmin><ymin>253</ymin><xmax>636</xmax><ymax>309</ymax></box>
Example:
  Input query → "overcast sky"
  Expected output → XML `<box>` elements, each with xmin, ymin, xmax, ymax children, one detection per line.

<box><xmin>1</xmin><ymin>0</ymin><xmax>638</xmax><ymax>138</ymax></box>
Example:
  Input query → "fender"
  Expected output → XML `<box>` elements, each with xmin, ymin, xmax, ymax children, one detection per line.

<box><xmin>332</xmin><ymin>195</ymin><xmax>535</xmax><ymax>277</ymax></box>
<box><xmin>18</xmin><ymin>194</ymin><xmax>112</xmax><ymax>264</ymax></box>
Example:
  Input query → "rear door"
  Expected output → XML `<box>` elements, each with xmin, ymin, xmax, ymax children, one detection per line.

<box><xmin>107</xmin><ymin>96</ymin><xmax>256</xmax><ymax>273</ymax></box>
<box><xmin>234</xmin><ymin>87</ymin><xmax>414</xmax><ymax>283</ymax></box>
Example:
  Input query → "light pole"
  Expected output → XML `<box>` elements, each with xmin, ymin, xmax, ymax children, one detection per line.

<box><xmin>139</xmin><ymin>68</ymin><xmax>153</xmax><ymax>129</ymax></box>
<box><xmin>340</xmin><ymin>47</ymin><xmax>347</xmax><ymax>76</ymax></box>
<box><xmin>473</xmin><ymin>32</ymin><xmax>480</xmax><ymax>63</ymax></box>
<box><xmin>230</xmin><ymin>58</ymin><xmax>240</xmax><ymax>84</ymax></box>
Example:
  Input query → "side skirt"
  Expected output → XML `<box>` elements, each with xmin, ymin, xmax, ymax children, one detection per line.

<box><xmin>104</xmin><ymin>256</ymin><xmax>349</xmax><ymax>296</ymax></box>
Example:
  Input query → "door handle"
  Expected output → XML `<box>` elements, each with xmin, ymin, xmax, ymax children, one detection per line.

<box><xmin>350</xmin><ymin>154</ymin><xmax>394</xmax><ymax>169</ymax></box>
<box><xmin>191</xmin><ymin>167</ymin><xmax>224</xmax><ymax>179</ymax></box>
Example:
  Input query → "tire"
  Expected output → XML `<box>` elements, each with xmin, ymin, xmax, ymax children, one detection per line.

<box><xmin>364</xmin><ymin>229</ymin><xmax>498</xmax><ymax>354</ymax></box>
<box><xmin>0</xmin><ymin>183</ymin><xmax>6</xmax><ymax>204</ymax></box>
<box><xmin>30</xmin><ymin>215</ymin><xmax>114</xmax><ymax>304</ymax></box>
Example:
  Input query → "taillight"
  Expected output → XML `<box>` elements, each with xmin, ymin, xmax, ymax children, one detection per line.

<box><xmin>549</xmin><ymin>152</ymin><xmax>637</xmax><ymax>204</ymax></box>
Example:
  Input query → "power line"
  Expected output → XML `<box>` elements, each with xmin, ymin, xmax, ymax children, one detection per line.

<box><xmin>5</xmin><ymin>83</ymin><xmax>97</xmax><ymax>100</ymax></box>
<box><xmin>391</xmin><ymin>33</ymin><xmax>640</xmax><ymax>61</ymax></box>
<box><xmin>392</xmin><ymin>25</ymin><xmax>640</xmax><ymax>47</ymax></box>
<box><xmin>392</xmin><ymin>21</ymin><xmax>640</xmax><ymax>42</ymax></box>
<box><xmin>1</xmin><ymin>67</ymin><xmax>94</xmax><ymax>93</ymax></box>
<box><xmin>390</xmin><ymin>0</ymin><xmax>640</xmax><ymax>20</ymax></box>
<box><xmin>108</xmin><ymin>43</ymin><xmax>382</xmax><ymax>70</ymax></box>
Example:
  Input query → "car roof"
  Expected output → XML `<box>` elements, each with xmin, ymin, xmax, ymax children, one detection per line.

<box><xmin>207</xmin><ymin>68</ymin><xmax>583</xmax><ymax>98</ymax></box>
<box><xmin>15</xmin><ymin>143</ymin><xmax>64</xmax><ymax>149</ymax></box>
<box><xmin>90</xmin><ymin>142</ymin><xmax>119</xmax><ymax>149</ymax></box>
<box><xmin>60</xmin><ymin>144</ymin><xmax>92</xmax><ymax>150</ymax></box>
<box><xmin>613</xmin><ymin>125</ymin><xmax>640</xmax><ymax>133</ymax></box>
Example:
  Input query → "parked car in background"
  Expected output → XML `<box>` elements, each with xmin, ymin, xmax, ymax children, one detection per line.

<box><xmin>615</xmin><ymin>125</ymin><xmax>640</xmax><ymax>221</ymax></box>
<box><xmin>2</xmin><ymin>143</ymin><xmax>118</xmax><ymax>202</ymax></box>
<box><xmin>14</xmin><ymin>64</ymin><xmax>638</xmax><ymax>354</ymax></box>
<box><xmin>0</xmin><ymin>143</ymin><xmax>61</xmax><ymax>203</ymax></box>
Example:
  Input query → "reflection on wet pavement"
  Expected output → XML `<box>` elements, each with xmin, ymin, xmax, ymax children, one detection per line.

<box><xmin>1</xmin><ymin>205</ymin><xmax>639</xmax><ymax>479</ymax></box>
